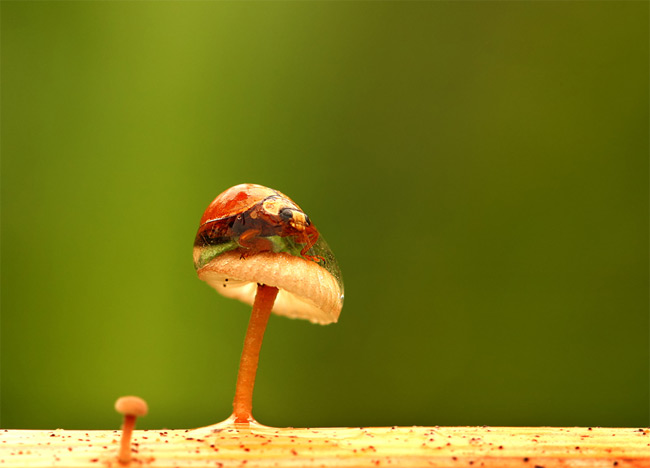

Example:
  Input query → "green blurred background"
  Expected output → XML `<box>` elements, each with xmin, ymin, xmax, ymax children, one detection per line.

<box><xmin>1</xmin><ymin>1</ymin><xmax>648</xmax><ymax>430</ymax></box>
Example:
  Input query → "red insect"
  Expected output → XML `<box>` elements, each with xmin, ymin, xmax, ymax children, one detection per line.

<box><xmin>194</xmin><ymin>184</ymin><xmax>323</xmax><ymax>262</ymax></box>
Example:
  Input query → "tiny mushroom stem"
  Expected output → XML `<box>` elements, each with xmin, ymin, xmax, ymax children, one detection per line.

<box><xmin>232</xmin><ymin>283</ymin><xmax>279</xmax><ymax>423</ymax></box>
<box><xmin>114</xmin><ymin>396</ymin><xmax>148</xmax><ymax>465</ymax></box>
<box><xmin>194</xmin><ymin>184</ymin><xmax>344</xmax><ymax>426</ymax></box>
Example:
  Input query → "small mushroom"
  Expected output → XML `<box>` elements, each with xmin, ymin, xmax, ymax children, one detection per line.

<box><xmin>114</xmin><ymin>396</ymin><xmax>148</xmax><ymax>464</ymax></box>
<box><xmin>194</xmin><ymin>184</ymin><xmax>344</xmax><ymax>424</ymax></box>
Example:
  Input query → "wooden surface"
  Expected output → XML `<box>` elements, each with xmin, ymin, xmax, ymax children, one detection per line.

<box><xmin>0</xmin><ymin>424</ymin><xmax>648</xmax><ymax>467</ymax></box>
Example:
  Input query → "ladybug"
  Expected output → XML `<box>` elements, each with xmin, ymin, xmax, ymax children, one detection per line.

<box><xmin>194</xmin><ymin>184</ymin><xmax>323</xmax><ymax>262</ymax></box>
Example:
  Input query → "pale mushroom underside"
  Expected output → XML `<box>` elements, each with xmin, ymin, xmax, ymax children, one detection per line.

<box><xmin>195</xmin><ymin>249</ymin><xmax>343</xmax><ymax>325</ymax></box>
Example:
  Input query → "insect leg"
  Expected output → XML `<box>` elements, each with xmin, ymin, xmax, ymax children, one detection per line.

<box><xmin>238</xmin><ymin>228</ymin><xmax>273</xmax><ymax>258</ymax></box>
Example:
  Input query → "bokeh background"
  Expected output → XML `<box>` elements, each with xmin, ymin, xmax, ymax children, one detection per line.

<box><xmin>2</xmin><ymin>1</ymin><xmax>647</xmax><ymax>430</ymax></box>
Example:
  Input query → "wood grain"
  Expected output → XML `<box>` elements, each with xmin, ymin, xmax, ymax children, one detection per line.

<box><xmin>1</xmin><ymin>424</ymin><xmax>648</xmax><ymax>467</ymax></box>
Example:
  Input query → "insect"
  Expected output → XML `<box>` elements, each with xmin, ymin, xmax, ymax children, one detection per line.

<box><xmin>194</xmin><ymin>184</ymin><xmax>323</xmax><ymax>262</ymax></box>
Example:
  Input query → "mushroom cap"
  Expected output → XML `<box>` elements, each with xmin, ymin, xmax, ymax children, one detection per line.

<box><xmin>194</xmin><ymin>184</ymin><xmax>344</xmax><ymax>325</ymax></box>
<box><xmin>195</xmin><ymin>249</ymin><xmax>343</xmax><ymax>325</ymax></box>
<box><xmin>114</xmin><ymin>396</ymin><xmax>148</xmax><ymax>417</ymax></box>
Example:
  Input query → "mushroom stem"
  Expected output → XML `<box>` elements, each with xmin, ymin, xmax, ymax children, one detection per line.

<box><xmin>118</xmin><ymin>414</ymin><xmax>136</xmax><ymax>464</ymax></box>
<box><xmin>232</xmin><ymin>283</ymin><xmax>279</xmax><ymax>424</ymax></box>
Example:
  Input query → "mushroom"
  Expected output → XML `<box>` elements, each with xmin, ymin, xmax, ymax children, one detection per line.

<box><xmin>193</xmin><ymin>184</ymin><xmax>344</xmax><ymax>424</ymax></box>
<box><xmin>114</xmin><ymin>396</ymin><xmax>148</xmax><ymax>464</ymax></box>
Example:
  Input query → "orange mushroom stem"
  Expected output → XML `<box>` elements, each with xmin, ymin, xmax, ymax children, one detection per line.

<box><xmin>232</xmin><ymin>284</ymin><xmax>279</xmax><ymax>423</ymax></box>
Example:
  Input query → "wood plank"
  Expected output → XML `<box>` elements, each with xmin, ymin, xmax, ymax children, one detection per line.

<box><xmin>1</xmin><ymin>424</ymin><xmax>648</xmax><ymax>467</ymax></box>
